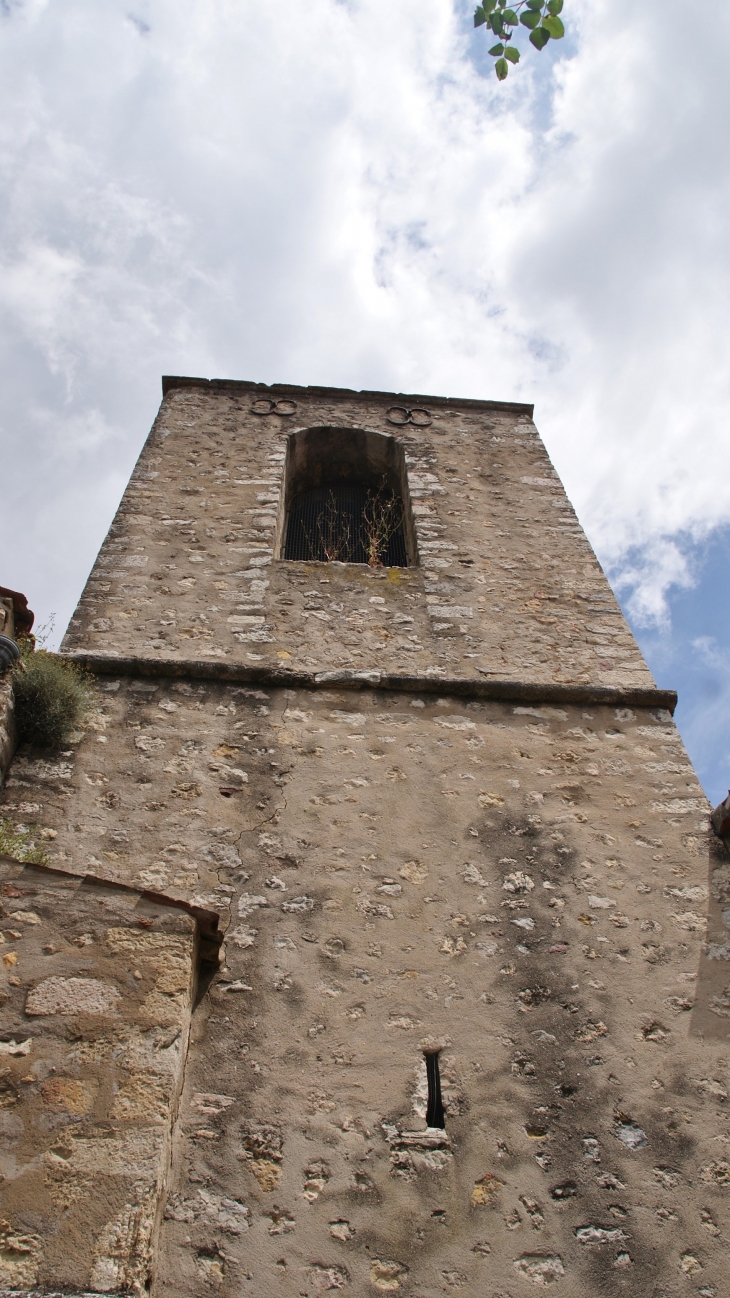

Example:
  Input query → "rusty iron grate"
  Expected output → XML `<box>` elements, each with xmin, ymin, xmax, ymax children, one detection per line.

<box><xmin>284</xmin><ymin>481</ymin><xmax>407</xmax><ymax>567</ymax></box>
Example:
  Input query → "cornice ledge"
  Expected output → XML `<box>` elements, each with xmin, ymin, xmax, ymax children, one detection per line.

<box><xmin>59</xmin><ymin>651</ymin><xmax>677</xmax><ymax>714</ymax></box>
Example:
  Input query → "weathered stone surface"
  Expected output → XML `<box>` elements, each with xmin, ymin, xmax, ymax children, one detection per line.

<box><xmin>3</xmin><ymin>677</ymin><xmax>727</xmax><ymax>1295</ymax></box>
<box><xmin>25</xmin><ymin>976</ymin><xmax>122</xmax><ymax>1017</ymax></box>
<box><xmin>2</xmin><ymin>380</ymin><xmax>728</xmax><ymax>1296</ymax></box>
<box><xmin>0</xmin><ymin>676</ymin><xmax>15</xmax><ymax>786</ymax></box>
<box><xmin>0</xmin><ymin>860</ymin><xmax>200</xmax><ymax>1296</ymax></box>
<box><xmin>60</xmin><ymin>378</ymin><xmax>655</xmax><ymax>692</ymax></box>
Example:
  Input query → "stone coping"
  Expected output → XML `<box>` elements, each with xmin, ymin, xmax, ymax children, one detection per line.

<box><xmin>60</xmin><ymin>651</ymin><xmax>678</xmax><ymax>713</ymax></box>
<box><xmin>0</xmin><ymin>854</ymin><xmax>222</xmax><ymax>959</ymax></box>
<box><xmin>160</xmin><ymin>374</ymin><xmax>534</xmax><ymax>416</ymax></box>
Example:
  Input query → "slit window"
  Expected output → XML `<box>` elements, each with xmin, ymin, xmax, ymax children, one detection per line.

<box><xmin>425</xmin><ymin>1050</ymin><xmax>445</xmax><ymax>1129</ymax></box>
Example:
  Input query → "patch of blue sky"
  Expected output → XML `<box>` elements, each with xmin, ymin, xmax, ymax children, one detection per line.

<box><xmin>616</xmin><ymin>525</ymin><xmax>730</xmax><ymax>808</ymax></box>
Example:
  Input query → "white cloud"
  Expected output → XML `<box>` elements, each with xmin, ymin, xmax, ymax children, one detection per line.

<box><xmin>610</xmin><ymin>536</ymin><xmax>696</xmax><ymax>629</ymax></box>
<box><xmin>1</xmin><ymin>0</ymin><xmax>729</xmax><ymax>645</ymax></box>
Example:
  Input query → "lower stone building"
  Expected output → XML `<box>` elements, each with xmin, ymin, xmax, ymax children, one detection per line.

<box><xmin>1</xmin><ymin>378</ymin><xmax>728</xmax><ymax>1297</ymax></box>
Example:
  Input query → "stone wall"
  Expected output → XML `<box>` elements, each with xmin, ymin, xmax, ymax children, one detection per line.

<box><xmin>0</xmin><ymin>675</ymin><xmax>15</xmax><ymax>788</ymax></box>
<box><xmin>1</xmin><ymin>672</ymin><xmax>728</xmax><ymax>1296</ymax></box>
<box><xmin>61</xmin><ymin>379</ymin><xmax>654</xmax><ymax>692</ymax></box>
<box><xmin>3</xmin><ymin>379</ymin><xmax>727</xmax><ymax>1296</ymax></box>
<box><xmin>0</xmin><ymin>860</ymin><xmax>207</xmax><ymax>1296</ymax></box>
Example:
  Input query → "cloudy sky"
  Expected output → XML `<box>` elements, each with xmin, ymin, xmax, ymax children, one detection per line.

<box><xmin>1</xmin><ymin>0</ymin><xmax>729</xmax><ymax>803</ymax></box>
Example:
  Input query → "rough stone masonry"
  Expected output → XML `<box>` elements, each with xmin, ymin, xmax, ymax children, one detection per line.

<box><xmin>1</xmin><ymin>377</ymin><xmax>729</xmax><ymax>1298</ymax></box>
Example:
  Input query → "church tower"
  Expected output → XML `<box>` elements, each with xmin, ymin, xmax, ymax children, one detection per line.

<box><xmin>1</xmin><ymin>378</ymin><xmax>727</xmax><ymax>1297</ymax></box>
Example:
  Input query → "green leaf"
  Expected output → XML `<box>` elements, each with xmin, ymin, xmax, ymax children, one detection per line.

<box><xmin>542</xmin><ymin>14</ymin><xmax>564</xmax><ymax>36</ymax></box>
<box><xmin>488</xmin><ymin>41</ymin><xmax>505</xmax><ymax>54</ymax></box>
<box><xmin>474</xmin><ymin>5</ymin><xmax>487</xmax><ymax>26</ymax></box>
<box><xmin>489</xmin><ymin>12</ymin><xmax>505</xmax><ymax>34</ymax></box>
<box><xmin>503</xmin><ymin>7</ymin><xmax>519</xmax><ymax>23</ymax></box>
<box><xmin>529</xmin><ymin>24</ymin><xmax>551</xmax><ymax>47</ymax></box>
<box><xmin>505</xmin><ymin>44</ymin><xmax>520</xmax><ymax>62</ymax></box>
<box><xmin>495</xmin><ymin>56</ymin><xmax>509</xmax><ymax>79</ymax></box>
<box><xmin>520</xmin><ymin>10</ymin><xmax>541</xmax><ymax>27</ymax></box>
<box><xmin>546</xmin><ymin>0</ymin><xmax>563</xmax><ymax>12</ymax></box>
<box><xmin>526</xmin><ymin>0</ymin><xmax>543</xmax><ymax>9</ymax></box>
<box><xmin>483</xmin><ymin>0</ymin><xmax>498</xmax><ymax>12</ymax></box>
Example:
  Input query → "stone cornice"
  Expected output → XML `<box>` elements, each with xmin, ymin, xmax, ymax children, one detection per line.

<box><xmin>60</xmin><ymin>651</ymin><xmax>677</xmax><ymax>713</ymax></box>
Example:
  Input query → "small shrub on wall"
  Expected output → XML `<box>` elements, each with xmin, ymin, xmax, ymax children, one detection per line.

<box><xmin>11</xmin><ymin>640</ymin><xmax>92</xmax><ymax>749</ymax></box>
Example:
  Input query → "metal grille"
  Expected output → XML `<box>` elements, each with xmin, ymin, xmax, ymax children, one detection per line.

<box><xmin>284</xmin><ymin>481</ymin><xmax>408</xmax><ymax>567</ymax></box>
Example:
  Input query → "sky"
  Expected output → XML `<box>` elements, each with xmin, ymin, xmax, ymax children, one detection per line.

<box><xmin>1</xmin><ymin>0</ymin><xmax>729</xmax><ymax>805</ymax></box>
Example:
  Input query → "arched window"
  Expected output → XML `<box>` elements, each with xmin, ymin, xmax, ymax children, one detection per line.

<box><xmin>278</xmin><ymin>427</ymin><xmax>416</xmax><ymax>568</ymax></box>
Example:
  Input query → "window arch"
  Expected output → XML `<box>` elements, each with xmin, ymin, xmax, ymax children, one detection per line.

<box><xmin>277</xmin><ymin>426</ymin><xmax>416</xmax><ymax>567</ymax></box>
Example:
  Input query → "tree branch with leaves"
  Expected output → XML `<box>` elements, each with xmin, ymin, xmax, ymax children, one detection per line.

<box><xmin>474</xmin><ymin>0</ymin><xmax>565</xmax><ymax>80</ymax></box>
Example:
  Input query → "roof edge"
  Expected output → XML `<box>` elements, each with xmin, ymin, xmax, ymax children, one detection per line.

<box><xmin>161</xmin><ymin>375</ymin><xmax>534</xmax><ymax>418</ymax></box>
<box><xmin>0</xmin><ymin>853</ymin><xmax>222</xmax><ymax>948</ymax></box>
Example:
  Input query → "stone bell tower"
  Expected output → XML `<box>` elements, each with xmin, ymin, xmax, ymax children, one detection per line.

<box><xmin>1</xmin><ymin>378</ymin><xmax>727</xmax><ymax>1298</ymax></box>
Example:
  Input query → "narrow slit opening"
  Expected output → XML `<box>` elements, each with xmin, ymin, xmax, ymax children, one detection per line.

<box><xmin>425</xmin><ymin>1050</ymin><xmax>446</xmax><ymax>1130</ymax></box>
